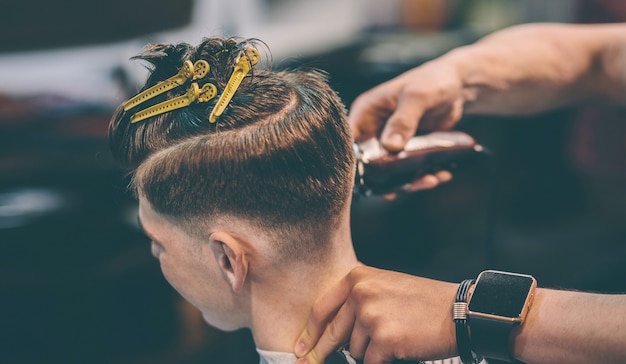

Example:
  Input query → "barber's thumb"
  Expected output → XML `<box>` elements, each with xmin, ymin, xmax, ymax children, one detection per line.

<box><xmin>295</xmin><ymin>352</ymin><xmax>324</xmax><ymax>364</ymax></box>
<box><xmin>295</xmin><ymin>330</ymin><xmax>316</xmax><ymax>357</ymax></box>
<box><xmin>381</xmin><ymin>131</ymin><xmax>408</xmax><ymax>152</ymax></box>
<box><xmin>295</xmin><ymin>347</ymin><xmax>325</xmax><ymax>364</ymax></box>
<box><xmin>380</xmin><ymin>112</ymin><xmax>417</xmax><ymax>151</ymax></box>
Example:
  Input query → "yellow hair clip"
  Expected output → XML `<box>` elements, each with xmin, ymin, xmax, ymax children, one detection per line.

<box><xmin>123</xmin><ymin>60</ymin><xmax>210</xmax><ymax>112</ymax></box>
<box><xmin>130</xmin><ymin>82</ymin><xmax>217</xmax><ymax>123</ymax></box>
<box><xmin>209</xmin><ymin>47</ymin><xmax>260</xmax><ymax>123</ymax></box>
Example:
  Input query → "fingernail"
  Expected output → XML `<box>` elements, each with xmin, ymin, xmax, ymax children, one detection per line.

<box><xmin>386</xmin><ymin>133</ymin><xmax>404</xmax><ymax>150</ymax></box>
<box><xmin>294</xmin><ymin>340</ymin><xmax>306</xmax><ymax>357</ymax></box>
<box><xmin>400</xmin><ymin>182</ymin><xmax>413</xmax><ymax>192</ymax></box>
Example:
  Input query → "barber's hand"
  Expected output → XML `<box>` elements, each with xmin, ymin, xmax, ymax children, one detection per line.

<box><xmin>349</xmin><ymin>56</ymin><xmax>466</xmax><ymax>194</ymax></box>
<box><xmin>294</xmin><ymin>266</ymin><xmax>459</xmax><ymax>364</ymax></box>
<box><xmin>349</xmin><ymin>56</ymin><xmax>466</xmax><ymax>151</ymax></box>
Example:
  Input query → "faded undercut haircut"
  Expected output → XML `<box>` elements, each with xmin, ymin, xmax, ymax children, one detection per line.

<box><xmin>109</xmin><ymin>36</ymin><xmax>355</xmax><ymax>261</ymax></box>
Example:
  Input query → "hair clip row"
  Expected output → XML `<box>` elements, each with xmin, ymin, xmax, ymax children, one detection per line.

<box><xmin>121</xmin><ymin>46</ymin><xmax>259</xmax><ymax>124</ymax></box>
<box><xmin>130</xmin><ymin>82</ymin><xmax>217</xmax><ymax>123</ymax></box>
<box><xmin>123</xmin><ymin>59</ymin><xmax>210</xmax><ymax>112</ymax></box>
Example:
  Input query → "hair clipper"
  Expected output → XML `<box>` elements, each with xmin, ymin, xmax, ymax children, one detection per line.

<box><xmin>354</xmin><ymin>131</ymin><xmax>484</xmax><ymax>196</ymax></box>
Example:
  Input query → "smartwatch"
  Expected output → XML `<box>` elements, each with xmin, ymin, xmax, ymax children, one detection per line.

<box><xmin>466</xmin><ymin>270</ymin><xmax>537</xmax><ymax>362</ymax></box>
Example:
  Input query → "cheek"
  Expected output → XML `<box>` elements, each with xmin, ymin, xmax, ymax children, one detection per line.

<box><xmin>158</xmin><ymin>255</ymin><xmax>195</xmax><ymax>293</ymax></box>
<box><xmin>158</xmin><ymin>254</ymin><xmax>218</xmax><ymax>309</ymax></box>
<box><xmin>158</xmin><ymin>256</ymin><xmax>240</xmax><ymax>330</ymax></box>
<box><xmin>158</xmin><ymin>258</ymin><xmax>182</xmax><ymax>291</ymax></box>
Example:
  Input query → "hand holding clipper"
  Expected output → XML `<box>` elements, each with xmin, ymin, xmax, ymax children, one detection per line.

<box><xmin>354</xmin><ymin>131</ymin><xmax>483</xmax><ymax>196</ymax></box>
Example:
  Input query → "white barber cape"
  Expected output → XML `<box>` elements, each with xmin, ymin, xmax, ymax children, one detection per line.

<box><xmin>257</xmin><ymin>348</ymin><xmax>488</xmax><ymax>364</ymax></box>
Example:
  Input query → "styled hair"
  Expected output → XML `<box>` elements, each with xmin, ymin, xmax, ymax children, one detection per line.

<box><xmin>109</xmin><ymin>36</ymin><xmax>355</xmax><ymax>261</ymax></box>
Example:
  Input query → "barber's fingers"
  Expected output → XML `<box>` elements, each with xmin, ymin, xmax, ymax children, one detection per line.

<box><xmin>346</xmin><ymin>310</ymin><xmax>396</xmax><ymax>364</ymax></box>
<box><xmin>349</xmin><ymin>92</ymin><xmax>395</xmax><ymax>142</ymax></box>
<box><xmin>296</xmin><ymin>299</ymin><xmax>356</xmax><ymax>364</ymax></box>
<box><xmin>420</xmin><ymin>97</ymin><xmax>464</xmax><ymax>131</ymax></box>
<box><xmin>344</xmin><ymin>320</ymin><xmax>369</xmax><ymax>359</ymax></box>
<box><xmin>380</xmin><ymin>87</ymin><xmax>427</xmax><ymax>152</ymax></box>
<box><xmin>382</xmin><ymin>171</ymin><xmax>454</xmax><ymax>200</ymax></box>
<box><xmin>294</xmin><ymin>274</ymin><xmax>354</xmax><ymax>359</ymax></box>
<box><xmin>363</xmin><ymin>341</ymin><xmax>394</xmax><ymax>364</ymax></box>
<box><xmin>402</xmin><ymin>170</ymin><xmax>453</xmax><ymax>193</ymax></box>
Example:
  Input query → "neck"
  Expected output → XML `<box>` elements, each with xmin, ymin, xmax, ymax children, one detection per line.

<box><xmin>248</xmin><ymin>222</ymin><xmax>360</xmax><ymax>353</ymax></box>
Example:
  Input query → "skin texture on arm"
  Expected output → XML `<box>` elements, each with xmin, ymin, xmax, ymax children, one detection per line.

<box><xmin>513</xmin><ymin>288</ymin><xmax>626</xmax><ymax>364</ymax></box>
<box><xmin>349</xmin><ymin>22</ymin><xmax>626</xmax><ymax>152</ymax></box>
<box><xmin>294</xmin><ymin>266</ymin><xmax>626</xmax><ymax>364</ymax></box>
<box><xmin>456</xmin><ymin>22</ymin><xmax>626</xmax><ymax>115</ymax></box>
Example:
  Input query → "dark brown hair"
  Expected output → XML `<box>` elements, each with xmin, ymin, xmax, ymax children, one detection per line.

<box><xmin>109</xmin><ymin>36</ymin><xmax>354</xmax><ymax>260</ymax></box>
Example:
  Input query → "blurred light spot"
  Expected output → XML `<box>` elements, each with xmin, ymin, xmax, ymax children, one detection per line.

<box><xmin>0</xmin><ymin>188</ymin><xmax>67</xmax><ymax>229</ymax></box>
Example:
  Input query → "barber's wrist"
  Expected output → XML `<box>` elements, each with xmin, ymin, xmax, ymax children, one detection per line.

<box><xmin>509</xmin><ymin>287</ymin><xmax>546</xmax><ymax>362</ymax></box>
<box><xmin>439</xmin><ymin>46</ymin><xmax>480</xmax><ymax>111</ymax></box>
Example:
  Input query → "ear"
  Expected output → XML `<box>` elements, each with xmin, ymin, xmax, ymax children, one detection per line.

<box><xmin>208</xmin><ymin>231</ymin><xmax>249</xmax><ymax>293</ymax></box>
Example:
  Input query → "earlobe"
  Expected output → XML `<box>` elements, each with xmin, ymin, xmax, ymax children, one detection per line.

<box><xmin>209</xmin><ymin>231</ymin><xmax>249</xmax><ymax>293</ymax></box>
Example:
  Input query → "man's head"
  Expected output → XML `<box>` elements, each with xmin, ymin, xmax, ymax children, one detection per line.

<box><xmin>109</xmin><ymin>37</ymin><xmax>355</xmax><ymax>330</ymax></box>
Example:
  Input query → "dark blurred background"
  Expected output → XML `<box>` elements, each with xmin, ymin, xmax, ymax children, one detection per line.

<box><xmin>0</xmin><ymin>0</ymin><xmax>623</xmax><ymax>363</ymax></box>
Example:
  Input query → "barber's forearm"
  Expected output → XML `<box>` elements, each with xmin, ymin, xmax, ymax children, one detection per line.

<box><xmin>512</xmin><ymin>288</ymin><xmax>626</xmax><ymax>364</ymax></box>
<box><xmin>442</xmin><ymin>23</ymin><xmax>626</xmax><ymax>116</ymax></box>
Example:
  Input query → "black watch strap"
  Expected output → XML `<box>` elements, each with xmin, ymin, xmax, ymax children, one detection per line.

<box><xmin>454</xmin><ymin>280</ymin><xmax>483</xmax><ymax>364</ymax></box>
<box><xmin>468</xmin><ymin>315</ymin><xmax>518</xmax><ymax>362</ymax></box>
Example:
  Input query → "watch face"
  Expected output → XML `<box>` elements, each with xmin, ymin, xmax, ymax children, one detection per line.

<box><xmin>468</xmin><ymin>271</ymin><xmax>536</xmax><ymax>318</ymax></box>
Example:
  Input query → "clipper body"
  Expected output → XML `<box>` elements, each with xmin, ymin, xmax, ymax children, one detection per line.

<box><xmin>354</xmin><ymin>131</ymin><xmax>482</xmax><ymax>196</ymax></box>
